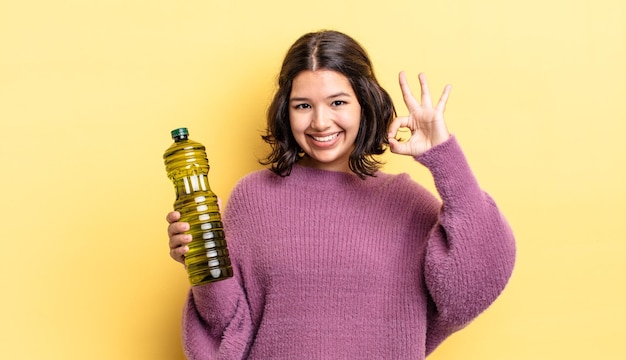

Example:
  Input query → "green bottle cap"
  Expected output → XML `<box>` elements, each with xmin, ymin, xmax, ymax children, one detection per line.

<box><xmin>170</xmin><ymin>127</ymin><xmax>189</xmax><ymax>139</ymax></box>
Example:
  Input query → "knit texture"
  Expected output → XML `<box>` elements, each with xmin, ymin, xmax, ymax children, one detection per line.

<box><xmin>181</xmin><ymin>136</ymin><xmax>516</xmax><ymax>359</ymax></box>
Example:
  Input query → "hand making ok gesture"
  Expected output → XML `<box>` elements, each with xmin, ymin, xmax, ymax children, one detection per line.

<box><xmin>387</xmin><ymin>72</ymin><xmax>452</xmax><ymax>157</ymax></box>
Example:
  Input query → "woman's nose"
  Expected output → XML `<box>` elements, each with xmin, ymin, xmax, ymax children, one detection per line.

<box><xmin>310</xmin><ymin>107</ymin><xmax>331</xmax><ymax>130</ymax></box>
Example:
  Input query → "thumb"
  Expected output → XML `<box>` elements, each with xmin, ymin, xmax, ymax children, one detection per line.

<box><xmin>387</xmin><ymin>138</ymin><xmax>405</xmax><ymax>155</ymax></box>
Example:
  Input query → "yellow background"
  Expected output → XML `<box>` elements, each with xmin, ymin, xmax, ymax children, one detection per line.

<box><xmin>1</xmin><ymin>0</ymin><xmax>625</xmax><ymax>359</ymax></box>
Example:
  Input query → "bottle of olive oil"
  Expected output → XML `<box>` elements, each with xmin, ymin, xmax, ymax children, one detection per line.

<box><xmin>163</xmin><ymin>127</ymin><xmax>233</xmax><ymax>286</ymax></box>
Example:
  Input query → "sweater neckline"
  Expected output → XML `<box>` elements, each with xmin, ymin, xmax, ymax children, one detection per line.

<box><xmin>285</xmin><ymin>163</ymin><xmax>390</xmax><ymax>190</ymax></box>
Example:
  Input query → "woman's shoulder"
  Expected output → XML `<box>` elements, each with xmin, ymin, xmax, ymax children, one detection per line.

<box><xmin>376</xmin><ymin>170</ymin><xmax>436</xmax><ymax>200</ymax></box>
<box><xmin>231</xmin><ymin>167</ymin><xmax>277</xmax><ymax>191</ymax></box>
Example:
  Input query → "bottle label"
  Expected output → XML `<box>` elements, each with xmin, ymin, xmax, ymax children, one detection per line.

<box><xmin>182</xmin><ymin>174</ymin><xmax>208</xmax><ymax>194</ymax></box>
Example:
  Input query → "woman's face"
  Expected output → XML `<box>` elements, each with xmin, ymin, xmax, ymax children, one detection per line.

<box><xmin>289</xmin><ymin>69</ymin><xmax>362</xmax><ymax>173</ymax></box>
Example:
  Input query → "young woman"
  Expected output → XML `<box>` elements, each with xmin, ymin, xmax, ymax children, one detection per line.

<box><xmin>167</xmin><ymin>30</ymin><xmax>516</xmax><ymax>359</ymax></box>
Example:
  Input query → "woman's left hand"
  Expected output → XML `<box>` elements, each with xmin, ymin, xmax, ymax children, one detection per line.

<box><xmin>388</xmin><ymin>72</ymin><xmax>452</xmax><ymax>157</ymax></box>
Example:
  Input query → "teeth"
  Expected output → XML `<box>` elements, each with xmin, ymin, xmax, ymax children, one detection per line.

<box><xmin>312</xmin><ymin>133</ymin><xmax>339</xmax><ymax>142</ymax></box>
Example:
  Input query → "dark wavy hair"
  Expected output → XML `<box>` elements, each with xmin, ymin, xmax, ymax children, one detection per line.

<box><xmin>260</xmin><ymin>30</ymin><xmax>396</xmax><ymax>178</ymax></box>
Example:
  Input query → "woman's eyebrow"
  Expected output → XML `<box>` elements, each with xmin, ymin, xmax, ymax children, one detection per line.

<box><xmin>289</xmin><ymin>92</ymin><xmax>352</xmax><ymax>103</ymax></box>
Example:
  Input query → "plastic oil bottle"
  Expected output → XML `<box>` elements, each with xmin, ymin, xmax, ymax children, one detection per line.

<box><xmin>163</xmin><ymin>127</ymin><xmax>233</xmax><ymax>286</ymax></box>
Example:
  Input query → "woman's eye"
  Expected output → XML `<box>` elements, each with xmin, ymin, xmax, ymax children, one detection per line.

<box><xmin>331</xmin><ymin>100</ymin><xmax>346</xmax><ymax>106</ymax></box>
<box><xmin>295</xmin><ymin>103</ymin><xmax>311</xmax><ymax>109</ymax></box>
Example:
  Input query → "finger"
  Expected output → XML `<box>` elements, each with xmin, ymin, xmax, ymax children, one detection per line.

<box><xmin>169</xmin><ymin>231</ymin><xmax>190</xmax><ymax>264</ymax></box>
<box><xmin>387</xmin><ymin>137</ymin><xmax>400</xmax><ymax>154</ymax></box>
<box><xmin>170</xmin><ymin>241</ymin><xmax>189</xmax><ymax>264</ymax></box>
<box><xmin>169</xmin><ymin>233</ymin><xmax>191</xmax><ymax>250</ymax></box>
<box><xmin>399</xmin><ymin>71</ymin><xmax>421</xmax><ymax>112</ymax></box>
<box><xmin>436</xmin><ymin>84</ymin><xmax>452</xmax><ymax>112</ymax></box>
<box><xmin>166</xmin><ymin>211</ymin><xmax>181</xmax><ymax>224</ymax></box>
<box><xmin>418</xmin><ymin>73</ymin><xmax>433</xmax><ymax>107</ymax></box>
<box><xmin>387</xmin><ymin>115</ymin><xmax>410</xmax><ymax>140</ymax></box>
<box><xmin>168</xmin><ymin>220</ymin><xmax>189</xmax><ymax>238</ymax></box>
<box><xmin>169</xmin><ymin>231</ymin><xmax>191</xmax><ymax>248</ymax></box>
<box><xmin>387</xmin><ymin>135</ymin><xmax>404</xmax><ymax>153</ymax></box>
<box><xmin>169</xmin><ymin>231</ymin><xmax>191</xmax><ymax>264</ymax></box>
<box><xmin>387</xmin><ymin>136</ymin><xmax>412</xmax><ymax>155</ymax></box>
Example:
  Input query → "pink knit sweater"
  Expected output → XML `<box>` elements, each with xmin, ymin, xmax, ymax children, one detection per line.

<box><xmin>181</xmin><ymin>136</ymin><xmax>516</xmax><ymax>359</ymax></box>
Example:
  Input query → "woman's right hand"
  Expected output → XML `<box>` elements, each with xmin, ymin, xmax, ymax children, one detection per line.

<box><xmin>166</xmin><ymin>211</ymin><xmax>191</xmax><ymax>266</ymax></box>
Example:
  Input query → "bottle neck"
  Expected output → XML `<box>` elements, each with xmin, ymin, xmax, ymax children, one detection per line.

<box><xmin>173</xmin><ymin>134</ymin><xmax>188</xmax><ymax>142</ymax></box>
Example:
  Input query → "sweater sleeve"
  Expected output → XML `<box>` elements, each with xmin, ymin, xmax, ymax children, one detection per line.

<box><xmin>416</xmin><ymin>136</ymin><xmax>516</xmax><ymax>355</ymax></box>
<box><xmin>181</xmin><ymin>187</ymin><xmax>253</xmax><ymax>359</ymax></box>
